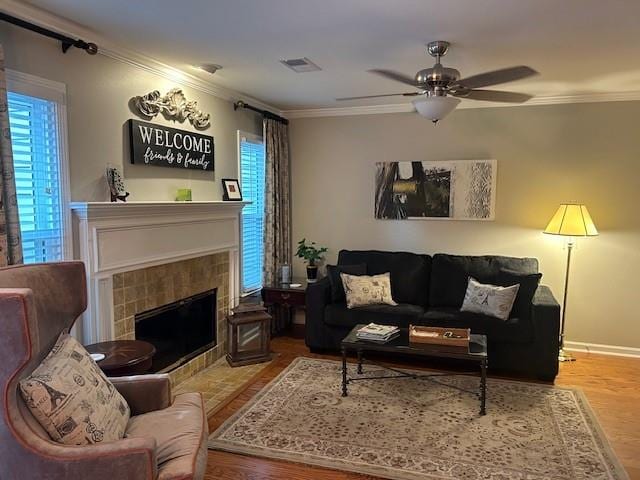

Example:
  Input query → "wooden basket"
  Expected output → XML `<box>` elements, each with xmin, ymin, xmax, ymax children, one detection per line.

<box><xmin>409</xmin><ymin>325</ymin><xmax>470</xmax><ymax>348</ymax></box>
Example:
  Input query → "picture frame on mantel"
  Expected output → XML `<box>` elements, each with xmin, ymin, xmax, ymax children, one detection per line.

<box><xmin>222</xmin><ymin>178</ymin><xmax>242</xmax><ymax>201</ymax></box>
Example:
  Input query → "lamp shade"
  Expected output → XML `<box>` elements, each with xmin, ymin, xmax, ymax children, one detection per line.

<box><xmin>412</xmin><ymin>96</ymin><xmax>460</xmax><ymax>123</ymax></box>
<box><xmin>543</xmin><ymin>204</ymin><xmax>598</xmax><ymax>237</ymax></box>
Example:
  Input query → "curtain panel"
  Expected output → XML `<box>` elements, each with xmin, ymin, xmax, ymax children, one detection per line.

<box><xmin>262</xmin><ymin>118</ymin><xmax>291</xmax><ymax>286</ymax></box>
<box><xmin>0</xmin><ymin>44</ymin><xmax>23</xmax><ymax>266</ymax></box>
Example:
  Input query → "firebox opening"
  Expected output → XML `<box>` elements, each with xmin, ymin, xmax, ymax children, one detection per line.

<box><xmin>135</xmin><ymin>289</ymin><xmax>217</xmax><ymax>373</ymax></box>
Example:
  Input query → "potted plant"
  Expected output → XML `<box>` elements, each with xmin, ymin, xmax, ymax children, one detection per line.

<box><xmin>296</xmin><ymin>238</ymin><xmax>328</xmax><ymax>282</ymax></box>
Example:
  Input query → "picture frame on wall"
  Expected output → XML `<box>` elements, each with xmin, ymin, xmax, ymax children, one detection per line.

<box><xmin>222</xmin><ymin>178</ymin><xmax>243</xmax><ymax>201</ymax></box>
<box><xmin>374</xmin><ymin>159</ymin><xmax>497</xmax><ymax>221</ymax></box>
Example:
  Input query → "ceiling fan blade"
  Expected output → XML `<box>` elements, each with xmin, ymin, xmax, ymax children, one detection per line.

<box><xmin>452</xmin><ymin>89</ymin><xmax>533</xmax><ymax>103</ymax></box>
<box><xmin>368</xmin><ymin>69</ymin><xmax>418</xmax><ymax>87</ymax></box>
<box><xmin>457</xmin><ymin>66</ymin><xmax>538</xmax><ymax>89</ymax></box>
<box><xmin>336</xmin><ymin>92</ymin><xmax>420</xmax><ymax>101</ymax></box>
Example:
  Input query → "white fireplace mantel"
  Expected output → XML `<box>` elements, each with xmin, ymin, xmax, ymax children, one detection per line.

<box><xmin>70</xmin><ymin>201</ymin><xmax>247</xmax><ymax>344</ymax></box>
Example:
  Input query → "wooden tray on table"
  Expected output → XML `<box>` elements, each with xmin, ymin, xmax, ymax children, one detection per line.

<box><xmin>409</xmin><ymin>325</ymin><xmax>470</xmax><ymax>348</ymax></box>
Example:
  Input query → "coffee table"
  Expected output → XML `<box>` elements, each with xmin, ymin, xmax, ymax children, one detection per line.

<box><xmin>340</xmin><ymin>325</ymin><xmax>488</xmax><ymax>415</ymax></box>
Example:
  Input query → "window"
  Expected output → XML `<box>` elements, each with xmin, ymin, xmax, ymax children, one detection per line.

<box><xmin>238</xmin><ymin>132</ymin><xmax>265</xmax><ymax>293</ymax></box>
<box><xmin>7</xmin><ymin>73</ymin><xmax>68</xmax><ymax>263</ymax></box>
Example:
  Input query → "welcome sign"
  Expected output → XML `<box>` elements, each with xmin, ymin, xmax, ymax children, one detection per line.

<box><xmin>128</xmin><ymin>119</ymin><xmax>214</xmax><ymax>172</ymax></box>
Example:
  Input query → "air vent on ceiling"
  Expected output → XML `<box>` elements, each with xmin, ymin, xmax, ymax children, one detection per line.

<box><xmin>280</xmin><ymin>57</ymin><xmax>321</xmax><ymax>73</ymax></box>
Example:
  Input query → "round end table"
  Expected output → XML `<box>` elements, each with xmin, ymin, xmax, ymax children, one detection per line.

<box><xmin>86</xmin><ymin>340</ymin><xmax>156</xmax><ymax>376</ymax></box>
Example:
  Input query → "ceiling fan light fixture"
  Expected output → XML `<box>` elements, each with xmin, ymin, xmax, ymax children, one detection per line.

<box><xmin>412</xmin><ymin>96</ymin><xmax>461</xmax><ymax>123</ymax></box>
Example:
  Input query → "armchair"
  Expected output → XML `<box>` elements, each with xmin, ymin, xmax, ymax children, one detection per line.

<box><xmin>0</xmin><ymin>262</ymin><xmax>208</xmax><ymax>480</ymax></box>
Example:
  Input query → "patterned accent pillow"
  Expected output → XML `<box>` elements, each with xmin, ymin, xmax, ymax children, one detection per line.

<box><xmin>327</xmin><ymin>263</ymin><xmax>367</xmax><ymax>302</ymax></box>
<box><xmin>460</xmin><ymin>277</ymin><xmax>519</xmax><ymax>321</ymax></box>
<box><xmin>340</xmin><ymin>272</ymin><xmax>398</xmax><ymax>309</ymax></box>
<box><xmin>19</xmin><ymin>334</ymin><xmax>130</xmax><ymax>445</ymax></box>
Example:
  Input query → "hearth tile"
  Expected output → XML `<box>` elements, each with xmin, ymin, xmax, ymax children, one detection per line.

<box><xmin>123</xmin><ymin>271</ymin><xmax>136</xmax><ymax>286</ymax></box>
<box><xmin>113</xmin><ymin>288</ymin><xmax>124</xmax><ymax>306</ymax></box>
<box><xmin>124</xmin><ymin>286</ymin><xmax>136</xmax><ymax>302</ymax></box>
<box><xmin>145</xmin><ymin>281</ymin><xmax>159</xmax><ymax>298</ymax></box>
<box><xmin>157</xmin><ymin>278</ymin><xmax>171</xmax><ymax>296</ymax></box>
<box><xmin>113</xmin><ymin>274</ymin><xmax>124</xmax><ymax>289</ymax></box>
<box><xmin>124</xmin><ymin>316</ymin><xmax>134</xmax><ymax>335</ymax></box>
<box><xmin>173</xmin><ymin>270</ymin><xmax>186</xmax><ymax>287</ymax></box>
<box><xmin>173</xmin><ymin>356</ymin><xmax>273</xmax><ymax>412</ymax></box>
<box><xmin>174</xmin><ymin>285</ymin><xmax>187</xmax><ymax>300</ymax></box>
<box><xmin>114</xmin><ymin>304</ymin><xmax>124</xmax><ymax>322</ymax></box>
<box><xmin>150</xmin><ymin>293</ymin><xmax>161</xmax><ymax>308</ymax></box>
<box><xmin>124</xmin><ymin>301</ymin><xmax>136</xmax><ymax>316</ymax></box>
<box><xmin>134</xmin><ymin>270</ymin><xmax>145</xmax><ymax>286</ymax></box>
<box><xmin>135</xmin><ymin>299</ymin><xmax>146</xmax><ymax>312</ymax></box>
<box><xmin>114</xmin><ymin>320</ymin><xmax>125</xmax><ymax>338</ymax></box>
<box><xmin>135</xmin><ymin>285</ymin><xmax>146</xmax><ymax>299</ymax></box>
<box><xmin>160</xmin><ymin>291</ymin><xmax>172</xmax><ymax>306</ymax></box>
<box><xmin>147</xmin><ymin>267</ymin><xmax>162</xmax><ymax>284</ymax></box>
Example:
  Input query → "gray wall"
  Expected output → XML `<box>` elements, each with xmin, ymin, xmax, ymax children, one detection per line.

<box><xmin>1</xmin><ymin>24</ymin><xmax>262</xmax><ymax>201</ymax></box>
<box><xmin>290</xmin><ymin>101</ymin><xmax>640</xmax><ymax>349</ymax></box>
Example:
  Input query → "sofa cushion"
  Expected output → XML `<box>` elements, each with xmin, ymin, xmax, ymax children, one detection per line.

<box><xmin>429</xmin><ymin>254</ymin><xmax>539</xmax><ymax>308</ymax></box>
<box><xmin>324</xmin><ymin>303</ymin><xmax>424</xmax><ymax>329</ymax></box>
<box><xmin>338</xmin><ymin>250</ymin><xmax>431</xmax><ymax>306</ymax></box>
<box><xmin>19</xmin><ymin>334</ymin><xmax>130</xmax><ymax>445</ymax></box>
<box><xmin>422</xmin><ymin>307</ymin><xmax>533</xmax><ymax>343</ymax></box>
<box><xmin>126</xmin><ymin>392</ymin><xmax>207</xmax><ymax>479</ymax></box>
<box><xmin>461</xmin><ymin>277</ymin><xmax>519</xmax><ymax>321</ymax></box>
<box><xmin>341</xmin><ymin>272</ymin><xmax>397</xmax><ymax>309</ymax></box>
<box><xmin>327</xmin><ymin>263</ymin><xmax>367</xmax><ymax>302</ymax></box>
<box><xmin>493</xmin><ymin>269</ymin><xmax>542</xmax><ymax>320</ymax></box>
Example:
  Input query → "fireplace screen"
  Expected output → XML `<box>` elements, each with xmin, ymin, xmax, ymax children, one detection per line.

<box><xmin>135</xmin><ymin>289</ymin><xmax>216</xmax><ymax>372</ymax></box>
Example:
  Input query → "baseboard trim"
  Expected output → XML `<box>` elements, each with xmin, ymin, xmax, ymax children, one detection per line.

<box><xmin>564</xmin><ymin>341</ymin><xmax>640</xmax><ymax>358</ymax></box>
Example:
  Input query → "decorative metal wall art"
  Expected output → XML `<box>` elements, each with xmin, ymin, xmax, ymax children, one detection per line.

<box><xmin>132</xmin><ymin>88</ymin><xmax>211</xmax><ymax>129</ymax></box>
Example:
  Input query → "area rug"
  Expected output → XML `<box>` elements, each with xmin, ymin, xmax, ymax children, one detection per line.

<box><xmin>209</xmin><ymin>357</ymin><xmax>629</xmax><ymax>480</ymax></box>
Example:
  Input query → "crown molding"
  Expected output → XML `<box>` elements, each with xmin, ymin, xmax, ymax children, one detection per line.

<box><xmin>284</xmin><ymin>103</ymin><xmax>415</xmax><ymax>118</ymax></box>
<box><xmin>284</xmin><ymin>90</ymin><xmax>640</xmax><ymax>119</ymax></box>
<box><xmin>0</xmin><ymin>0</ymin><xmax>283</xmax><ymax>115</ymax></box>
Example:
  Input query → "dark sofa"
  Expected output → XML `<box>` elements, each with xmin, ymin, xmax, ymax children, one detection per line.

<box><xmin>305</xmin><ymin>250</ymin><xmax>561</xmax><ymax>380</ymax></box>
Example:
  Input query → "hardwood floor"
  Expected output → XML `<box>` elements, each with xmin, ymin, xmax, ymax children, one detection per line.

<box><xmin>205</xmin><ymin>336</ymin><xmax>640</xmax><ymax>480</ymax></box>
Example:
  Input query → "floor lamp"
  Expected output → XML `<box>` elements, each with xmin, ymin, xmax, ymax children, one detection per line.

<box><xmin>543</xmin><ymin>204</ymin><xmax>598</xmax><ymax>362</ymax></box>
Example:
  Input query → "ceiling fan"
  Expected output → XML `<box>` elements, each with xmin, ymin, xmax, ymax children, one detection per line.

<box><xmin>337</xmin><ymin>41</ymin><xmax>538</xmax><ymax>123</ymax></box>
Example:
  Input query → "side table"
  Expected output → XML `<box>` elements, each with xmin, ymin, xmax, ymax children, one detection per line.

<box><xmin>261</xmin><ymin>278</ymin><xmax>308</xmax><ymax>335</ymax></box>
<box><xmin>86</xmin><ymin>340</ymin><xmax>156</xmax><ymax>377</ymax></box>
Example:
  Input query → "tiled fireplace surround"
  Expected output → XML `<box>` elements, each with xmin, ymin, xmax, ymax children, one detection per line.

<box><xmin>112</xmin><ymin>254</ymin><xmax>230</xmax><ymax>384</ymax></box>
<box><xmin>70</xmin><ymin>201</ymin><xmax>245</xmax><ymax>386</ymax></box>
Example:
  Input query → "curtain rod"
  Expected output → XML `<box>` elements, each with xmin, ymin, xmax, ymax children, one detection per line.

<box><xmin>233</xmin><ymin>101</ymin><xmax>289</xmax><ymax>125</ymax></box>
<box><xmin>0</xmin><ymin>12</ymin><xmax>98</xmax><ymax>55</ymax></box>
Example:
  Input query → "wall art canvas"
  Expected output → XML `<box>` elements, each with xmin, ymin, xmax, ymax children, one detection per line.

<box><xmin>375</xmin><ymin>159</ymin><xmax>497</xmax><ymax>220</ymax></box>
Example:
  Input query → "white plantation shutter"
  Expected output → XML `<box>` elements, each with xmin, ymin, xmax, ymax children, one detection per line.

<box><xmin>8</xmin><ymin>91</ymin><xmax>64</xmax><ymax>263</ymax></box>
<box><xmin>239</xmin><ymin>134</ymin><xmax>265</xmax><ymax>293</ymax></box>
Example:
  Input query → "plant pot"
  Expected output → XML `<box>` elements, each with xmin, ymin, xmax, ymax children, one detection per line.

<box><xmin>306</xmin><ymin>265</ymin><xmax>318</xmax><ymax>283</ymax></box>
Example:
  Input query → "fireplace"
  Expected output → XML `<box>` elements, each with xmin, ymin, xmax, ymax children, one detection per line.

<box><xmin>135</xmin><ymin>289</ymin><xmax>217</xmax><ymax>373</ymax></box>
<box><xmin>70</xmin><ymin>200</ymin><xmax>245</xmax><ymax>385</ymax></box>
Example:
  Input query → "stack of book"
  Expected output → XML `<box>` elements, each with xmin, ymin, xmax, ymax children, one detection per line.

<box><xmin>356</xmin><ymin>323</ymin><xmax>400</xmax><ymax>343</ymax></box>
